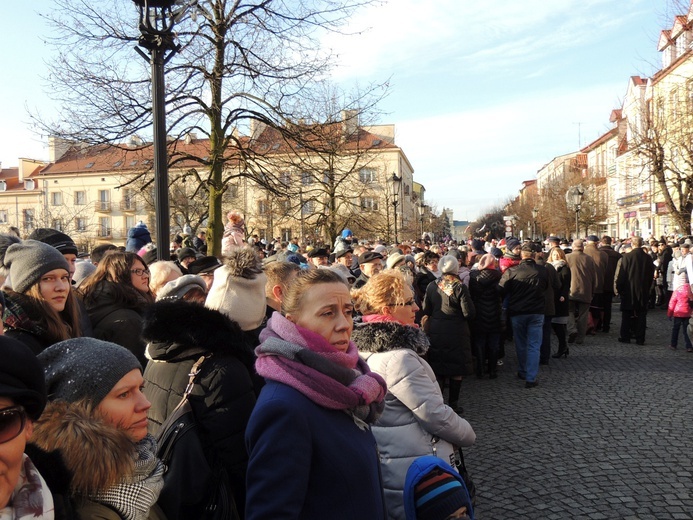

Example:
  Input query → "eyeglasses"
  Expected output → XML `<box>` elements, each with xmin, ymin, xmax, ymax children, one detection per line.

<box><xmin>130</xmin><ymin>268</ymin><xmax>151</xmax><ymax>277</ymax></box>
<box><xmin>389</xmin><ymin>299</ymin><xmax>415</xmax><ymax>307</ymax></box>
<box><xmin>0</xmin><ymin>406</ymin><xmax>27</xmax><ymax>444</ymax></box>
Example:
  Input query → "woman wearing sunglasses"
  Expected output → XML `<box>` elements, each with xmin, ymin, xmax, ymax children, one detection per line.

<box><xmin>80</xmin><ymin>252</ymin><xmax>154</xmax><ymax>365</ymax></box>
<box><xmin>0</xmin><ymin>336</ymin><xmax>54</xmax><ymax>518</ymax></box>
<box><xmin>352</xmin><ymin>270</ymin><xmax>476</xmax><ymax>520</ymax></box>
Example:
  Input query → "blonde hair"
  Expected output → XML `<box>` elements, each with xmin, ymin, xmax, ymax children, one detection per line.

<box><xmin>548</xmin><ymin>246</ymin><xmax>566</xmax><ymax>262</ymax></box>
<box><xmin>148</xmin><ymin>261</ymin><xmax>182</xmax><ymax>296</ymax></box>
<box><xmin>351</xmin><ymin>270</ymin><xmax>410</xmax><ymax>316</ymax></box>
<box><xmin>281</xmin><ymin>269</ymin><xmax>349</xmax><ymax>316</ymax></box>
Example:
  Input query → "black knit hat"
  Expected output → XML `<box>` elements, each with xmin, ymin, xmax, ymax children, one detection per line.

<box><xmin>0</xmin><ymin>235</ymin><xmax>71</xmax><ymax>294</ymax></box>
<box><xmin>177</xmin><ymin>247</ymin><xmax>197</xmax><ymax>262</ymax></box>
<box><xmin>38</xmin><ymin>338</ymin><xmax>142</xmax><ymax>407</ymax></box>
<box><xmin>28</xmin><ymin>228</ymin><xmax>79</xmax><ymax>256</ymax></box>
<box><xmin>0</xmin><ymin>336</ymin><xmax>47</xmax><ymax>420</ymax></box>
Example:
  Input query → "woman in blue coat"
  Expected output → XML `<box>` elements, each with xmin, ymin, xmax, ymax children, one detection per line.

<box><xmin>245</xmin><ymin>269</ymin><xmax>388</xmax><ymax>519</ymax></box>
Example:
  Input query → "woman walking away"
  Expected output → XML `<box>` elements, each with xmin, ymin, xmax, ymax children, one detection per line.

<box><xmin>0</xmin><ymin>236</ymin><xmax>82</xmax><ymax>354</ymax></box>
<box><xmin>468</xmin><ymin>254</ymin><xmax>502</xmax><ymax>378</ymax></box>
<box><xmin>667</xmin><ymin>272</ymin><xmax>693</xmax><ymax>352</ymax></box>
<box><xmin>422</xmin><ymin>255</ymin><xmax>476</xmax><ymax>412</ymax></box>
<box><xmin>352</xmin><ymin>270</ymin><xmax>475</xmax><ymax>519</ymax></box>
<box><xmin>245</xmin><ymin>269</ymin><xmax>388</xmax><ymax>519</ymax></box>
<box><xmin>33</xmin><ymin>338</ymin><xmax>166</xmax><ymax>520</ymax></box>
<box><xmin>548</xmin><ymin>247</ymin><xmax>571</xmax><ymax>359</ymax></box>
<box><xmin>80</xmin><ymin>252</ymin><xmax>154</xmax><ymax>365</ymax></box>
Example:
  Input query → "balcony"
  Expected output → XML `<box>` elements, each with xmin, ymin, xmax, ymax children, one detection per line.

<box><xmin>97</xmin><ymin>227</ymin><xmax>112</xmax><ymax>239</ymax></box>
<box><xmin>96</xmin><ymin>201</ymin><xmax>112</xmax><ymax>212</ymax></box>
<box><xmin>120</xmin><ymin>199</ymin><xmax>137</xmax><ymax>212</ymax></box>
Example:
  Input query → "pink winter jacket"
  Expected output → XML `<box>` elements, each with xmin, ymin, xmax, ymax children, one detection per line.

<box><xmin>667</xmin><ymin>284</ymin><xmax>693</xmax><ymax>318</ymax></box>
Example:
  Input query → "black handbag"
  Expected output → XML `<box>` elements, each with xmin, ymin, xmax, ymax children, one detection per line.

<box><xmin>156</xmin><ymin>356</ymin><xmax>239</xmax><ymax>520</ymax></box>
<box><xmin>454</xmin><ymin>448</ymin><xmax>477</xmax><ymax>507</ymax></box>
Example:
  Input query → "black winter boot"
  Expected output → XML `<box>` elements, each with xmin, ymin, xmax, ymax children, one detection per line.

<box><xmin>448</xmin><ymin>379</ymin><xmax>463</xmax><ymax>414</ymax></box>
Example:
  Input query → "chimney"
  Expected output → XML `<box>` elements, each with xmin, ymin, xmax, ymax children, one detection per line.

<box><xmin>341</xmin><ymin>110</ymin><xmax>359</xmax><ymax>137</ymax></box>
<box><xmin>48</xmin><ymin>136</ymin><xmax>73</xmax><ymax>162</ymax></box>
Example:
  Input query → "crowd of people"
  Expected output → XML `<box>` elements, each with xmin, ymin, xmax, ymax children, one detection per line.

<box><xmin>0</xmin><ymin>212</ymin><xmax>686</xmax><ymax>519</ymax></box>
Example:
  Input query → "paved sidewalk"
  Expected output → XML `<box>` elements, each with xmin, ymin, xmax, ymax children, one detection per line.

<box><xmin>460</xmin><ymin>307</ymin><xmax>693</xmax><ymax>519</ymax></box>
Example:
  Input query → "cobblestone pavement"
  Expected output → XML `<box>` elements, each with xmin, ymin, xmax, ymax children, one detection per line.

<box><xmin>460</xmin><ymin>306</ymin><xmax>693</xmax><ymax>519</ymax></box>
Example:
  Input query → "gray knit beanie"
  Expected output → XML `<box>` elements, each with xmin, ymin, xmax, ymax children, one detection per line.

<box><xmin>0</xmin><ymin>236</ymin><xmax>70</xmax><ymax>294</ymax></box>
<box><xmin>439</xmin><ymin>255</ymin><xmax>459</xmax><ymax>275</ymax></box>
<box><xmin>156</xmin><ymin>274</ymin><xmax>207</xmax><ymax>301</ymax></box>
<box><xmin>38</xmin><ymin>338</ymin><xmax>142</xmax><ymax>406</ymax></box>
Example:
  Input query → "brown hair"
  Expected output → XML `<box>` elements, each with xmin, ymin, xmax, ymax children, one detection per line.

<box><xmin>80</xmin><ymin>251</ymin><xmax>154</xmax><ymax>307</ymax></box>
<box><xmin>281</xmin><ymin>269</ymin><xmax>349</xmax><ymax>317</ymax></box>
<box><xmin>26</xmin><ymin>282</ymin><xmax>82</xmax><ymax>342</ymax></box>
<box><xmin>351</xmin><ymin>270</ymin><xmax>409</xmax><ymax>316</ymax></box>
<box><xmin>264</xmin><ymin>261</ymin><xmax>301</xmax><ymax>298</ymax></box>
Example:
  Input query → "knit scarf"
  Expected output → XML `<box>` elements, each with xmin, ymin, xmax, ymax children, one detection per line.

<box><xmin>0</xmin><ymin>455</ymin><xmax>54</xmax><ymax>520</ymax></box>
<box><xmin>256</xmin><ymin>313</ymin><xmax>387</xmax><ymax>429</ymax></box>
<box><xmin>361</xmin><ymin>313</ymin><xmax>420</xmax><ymax>328</ymax></box>
<box><xmin>89</xmin><ymin>435</ymin><xmax>164</xmax><ymax>520</ymax></box>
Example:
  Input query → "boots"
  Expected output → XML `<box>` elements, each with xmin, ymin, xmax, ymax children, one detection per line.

<box><xmin>448</xmin><ymin>379</ymin><xmax>463</xmax><ymax>414</ymax></box>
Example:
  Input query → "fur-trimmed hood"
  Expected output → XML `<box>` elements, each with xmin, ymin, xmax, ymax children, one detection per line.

<box><xmin>142</xmin><ymin>299</ymin><xmax>254</xmax><ymax>366</ymax></box>
<box><xmin>352</xmin><ymin>320</ymin><xmax>429</xmax><ymax>355</ymax></box>
<box><xmin>30</xmin><ymin>400</ymin><xmax>136</xmax><ymax>496</ymax></box>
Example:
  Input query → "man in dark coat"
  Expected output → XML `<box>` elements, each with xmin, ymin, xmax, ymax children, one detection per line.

<box><xmin>584</xmin><ymin>235</ymin><xmax>608</xmax><ymax>332</ymax></box>
<box><xmin>615</xmin><ymin>236</ymin><xmax>655</xmax><ymax>345</ymax></box>
<box><xmin>499</xmin><ymin>245</ymin><xmax>548</xmax><ymax>388</ymax></box>
<box><xmin>599</xmin><ymin>236</ymin><xmax>621</xmax><ymax>333</ymax></box>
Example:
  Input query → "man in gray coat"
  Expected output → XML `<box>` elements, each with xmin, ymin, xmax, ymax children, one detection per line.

<box><xmin>565</xmin><ymin>240</ymin><xmax>598</xmax><ymax>345</ymax></box>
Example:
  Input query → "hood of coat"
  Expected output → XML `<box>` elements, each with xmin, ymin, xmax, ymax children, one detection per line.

<box><xmin>470</xmin><ymin>268</ymin><xmax>501</xmax><ymax>288</ymax></box>
<box><xmin>142</xmin><ymin>299</ymin><xmax>253</xmax><ymax>365</ymax></box>
<box><xmin>352</xmin><ymin>320</ymin><xmax>429</xmax><ymax>356</ymax></box>
<box><xmin>30</xmin><ymin>400</ymin><xmax>136</xmax><ymax>496</ymax></box>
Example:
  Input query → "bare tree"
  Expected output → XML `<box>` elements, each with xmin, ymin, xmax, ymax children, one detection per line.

<box><xmin>33</xmin><ymin>0</ymin><xmax>381</xmax><ymax>255</ymax></box>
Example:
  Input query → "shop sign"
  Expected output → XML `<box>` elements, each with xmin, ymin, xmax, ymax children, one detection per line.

<box><xmin>617</xmin><ymin>193</ymin><xmax>646</xmax><ymax>207</ymax></box>
<box><xmin>656</xmin><ymin>202</ymin><xmax>668</xmax><ymax>214</ymax></box>
<box><xmin>623</xmin><ymin>211</ymin><xmax>637</xmax><ymax>218</ymax></box>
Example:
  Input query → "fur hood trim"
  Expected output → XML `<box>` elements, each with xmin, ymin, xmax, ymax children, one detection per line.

<box><xmin>352</xmin><ymin>321</ymin><xmax>429</xmax><ymax>355</ymax></box>
<box><xmin>221</xmin><ymin>246</ymin><xmax>263</xmax><ymax>278</ymax></box>
<box><xmin>142</xmin><ymin>300</ymin><xmax>253</xmax><ymax>364</ymax></box>
<box><xmin>30</xmin><ymin>400</ymin><xmax>136</xmax><ymax>496</ymax></box>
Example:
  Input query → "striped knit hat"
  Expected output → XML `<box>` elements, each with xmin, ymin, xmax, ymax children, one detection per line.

<box><xmin>414</xmin><ymin>467</ymin><xmax>469</xmax><ymax>520</ymax></box>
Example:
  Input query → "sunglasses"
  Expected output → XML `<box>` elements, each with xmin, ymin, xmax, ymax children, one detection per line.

<box><xmin>0</xmin><ymin>405</ymin><xmax>27</xmax><ymax>444</ymax></box>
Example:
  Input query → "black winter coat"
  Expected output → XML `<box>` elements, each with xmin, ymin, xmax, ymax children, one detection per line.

<box><xmin>498</xmin><ymin>259</ymin><xmax>549</xmax><ymax>316</ymax></box>
<box><xmin>615</xmin><ymin>248</ymin><xmax>655</xmax><ymax>310</ymax></box>
<box><xmin>600</xmin><ymin>246</ymin><xmax>621</xmax><ymax>294</ymax></box>
<box><xmin>422</xmin><ymin>275</ymin><xmax>476</xmax><ymax>376</ymax></box>
<box><xmin>551</xmin><ymin>261</ymin><xmax>571</xmax><ymax>318</ymax></box>
<box><xmin>468</xmin><ymin>268</ymin><xmax>502</xmax><ymax>331</ymax></box>
<box><xmin>141</xmin><ymin>300</ymin><xmax>257</xmax><ymax>517</ymax></box>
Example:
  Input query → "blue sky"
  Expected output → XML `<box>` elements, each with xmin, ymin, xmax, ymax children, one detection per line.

<box><xmin>0</xmin><ymin>0</ymin><xmax>678</xmax><ymax>221</ymax></box>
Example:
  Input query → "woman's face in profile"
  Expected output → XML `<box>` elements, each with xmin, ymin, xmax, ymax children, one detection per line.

<box><xmin>0</xmin><ymin>397</ymin><xmax>32</xmax><ymax>509</ymax></box>
<box><xmin>287</xmin><ymin>283</ymin><xmax>354</xmax><ymax>352</ymax></box>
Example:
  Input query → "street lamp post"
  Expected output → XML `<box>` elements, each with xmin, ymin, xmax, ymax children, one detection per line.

<box><xmin>532</xmin><ymin>207</ymin><xmax>538</xmax><ymax>240</ymax></box>
<box><xmin>390</xmin><ymin>173</ymin><xmax>402</xmax><ymax>244</ymax></box>
<box><xmin>418</xmin><ymin>202</ymin><xmax>426</xmax><ymax>238</ymax></box>
<box><xmin>132</xmin><ymin>0</ymin><xmax>180</xmax><ymax>260</ymax></box>
<box><xmin>566</xmin><ymin>186</ymin><xmax>585</xmax><ymax>239</ymax></box>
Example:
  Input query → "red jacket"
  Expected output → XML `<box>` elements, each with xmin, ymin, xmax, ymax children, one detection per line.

<box><xmin>667</xmin><ymin>284</ymin><xmax>693</xmax><ymax>318</ymax></box>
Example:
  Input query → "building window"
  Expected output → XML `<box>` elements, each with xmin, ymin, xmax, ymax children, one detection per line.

<box><xmin>279</xmin><ymin>172</ymin><xmax>291</xmax><ymax>186</ymax></box>
<box><xmin>0</xmin><ymin>210</ymin><xmax>6</xmax><ymax>224</ymax></box>
<box><xmin>121</xmin><ymin>188</ymin><xmax>135</xmax><ymax>210</ymax></box>
<box><xmin>76</xmin><ymin>218</ymin><xmax>87</xmax><ymax>232</ymax></box>
<box><xmin>52</xmin><ymin>219</ymin><xmax>63</xmax><ymax>232</ymax></box>
<box><xmin>301</xmin><ymin>172</ymin><xmax>314</xmax><ymax>185</ymax></box>
<box><xmin>302</xmin><ymin>200</ymin><xmax>315</xmax><ymax>215</ymax></box>
<box><xmin>50</xmin><ymin>192</ymin><xmax>62</xmax><ymax>206</ymax></box>
<box><xmin>226</xmin><ymin>184</ymin><xmax>238</xmax><ymax>199</ymax></box>
<box><xmin>258</xmin><ymin>228</ymin><xmax>267</xmax><ymax>240</ymax></box>
<box><xmin>359</xmin><ymin>168</ymin><xmax>376</xmax><ymax>183</ymax></box>
<box><xmin>360</xmin><ymin>197</ymin><xmax>379</xmax><ymax>211</ymax></box>
<box><xmin>125</xmin><ymin>215</ymin><xmax>136</xmax><ymax>231</ymax></box>
<box><xmin>98</xmin><ymin>190</ymin><xmax>110</xmax><ymax>211</ymax></box>
<box><xmin>279</xmin><ymin>199</ymin><xmax>291</xmax><ymax>213</ymax></box>
<box><xmin>22</xmin><ymin>209</ymin><xmax>35</xmax><ymax>232</ymax></box>
<box><xmin>99</xmin><ymin>217</ymin><xmax>111</xmax><ymax>237</ymax></box>
<box><xmin>258</xmin><ymin>200</ymin><xmax>269</xmax><ymax>215</ymax></box>
<box><xmin>74</xmin><ymin>191</ymin><xmax>86</xmax><ymax>205</ymax></box>
<box><xmin>404</xmin><ymin>183</ymin><xmax>410</xmax><ymax>195</ymax></box>
<box><xmin>281</xmin><ymin>228</ymin><xmax>292</xmax><ymax>242</ymax></box>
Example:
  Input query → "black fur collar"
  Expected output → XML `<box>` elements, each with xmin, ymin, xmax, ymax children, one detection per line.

<box><xmin>352</xmin><ymin>320</ymin><xmax>429</xmax><ymax>355</ymax></box>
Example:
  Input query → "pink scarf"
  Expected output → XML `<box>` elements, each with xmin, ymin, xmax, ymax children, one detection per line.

<box><xmin>256</xmin><ymin>313</ymin><xmax>387</xmax><ymax>426</ymax></box>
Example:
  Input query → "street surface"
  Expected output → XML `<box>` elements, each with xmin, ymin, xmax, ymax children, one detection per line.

<box><xmin>461</xmin><ymin>306</ymin><xmax>693</xmax><ymax>519</ymax></box>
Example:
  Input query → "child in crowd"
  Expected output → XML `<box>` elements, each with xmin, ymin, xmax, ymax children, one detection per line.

<box><xmin>667</xmin><ymin>272</ymin><xmax>693</xmax><ymax>352</ymax></box>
